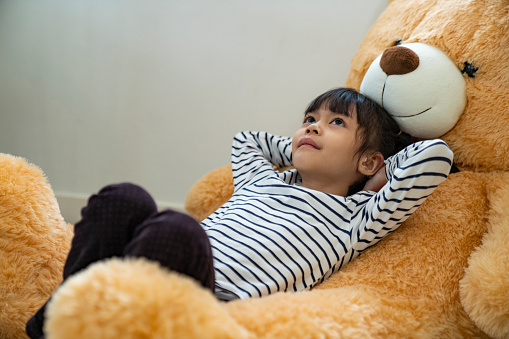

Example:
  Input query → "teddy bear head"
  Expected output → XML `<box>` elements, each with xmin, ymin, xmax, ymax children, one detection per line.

<box><xmin>346</xmin><ymin>0</ymin><xmax>509</xmax><ymax>172</ymax></box>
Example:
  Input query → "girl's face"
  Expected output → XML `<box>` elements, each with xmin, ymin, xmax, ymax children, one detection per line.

<box><xmin>292</xmin><ymin>107</ymin><xmax>365</xmax><ymax>194</ymax></box>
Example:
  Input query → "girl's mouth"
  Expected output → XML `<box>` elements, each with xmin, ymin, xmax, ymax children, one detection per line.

<box><xmin>298</xmin><ymin>138</ymin><xmax>320</xmax><ymax>149</ymax></box>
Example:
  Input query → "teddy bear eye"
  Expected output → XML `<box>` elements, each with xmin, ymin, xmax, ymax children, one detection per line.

<box><xmin>393</xmin><ymin>39</ymin><xmax>403</xmax><ymax>46</ymax></box>
<box><xmin>461</xmin><ymin>62</ymin><xmax>478</xmax><ymax>78</ymax></box>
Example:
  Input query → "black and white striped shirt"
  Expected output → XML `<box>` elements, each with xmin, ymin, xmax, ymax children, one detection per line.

<box><xmin>201</xmin><ymin>131</ymin><xmax>453</xmax><ymax>299</ymax></box>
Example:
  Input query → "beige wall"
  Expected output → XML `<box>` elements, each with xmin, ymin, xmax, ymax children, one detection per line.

<box><xmin>0</xmin><ymin>0</ymin><xmax>386</xmax><ymax>223</ymax></box>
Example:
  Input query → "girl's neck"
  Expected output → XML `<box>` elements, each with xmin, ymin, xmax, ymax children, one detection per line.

<box><xmin>300</xmin><ymin>177</ymin><xmax>350</xmax><ymax>197</ymax></box>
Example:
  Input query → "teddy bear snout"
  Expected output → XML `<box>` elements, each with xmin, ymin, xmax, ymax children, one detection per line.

<box><xmin>360</xmin><ymin>42</ymin><xmax>467</xmax><ymax>139</ymax></box>
<box><xmin>380</xmin><ymin>46</ymin><xmax>420</xmax><ymax>76</ymax></box>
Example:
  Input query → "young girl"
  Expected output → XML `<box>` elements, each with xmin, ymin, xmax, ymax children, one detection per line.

<box><xmin>27</xmin><ymin>88</ymin><xmax>453</xmax><ymax>337</ymax></box>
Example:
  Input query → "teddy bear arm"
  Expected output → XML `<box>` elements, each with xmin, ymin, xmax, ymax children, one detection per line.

<box><xmin>460</xmin><ymin>172</ymin><xmax>509</xmax><ymax>339</ymax></box>
<box><xmin>185</xmin><ymin>164</ymin><xmax>234</xmax><ymax>222</ymax></box>
<box><xmin>0</xmin><ymin>153</ymin><xmax>73</xmax><ymax>339</ymax></box>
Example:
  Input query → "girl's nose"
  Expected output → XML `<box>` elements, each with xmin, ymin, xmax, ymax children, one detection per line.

<box><xmin>306</xmin><ymin>123</ymin><xmax>319</xmax><ymax>134</ymax></box>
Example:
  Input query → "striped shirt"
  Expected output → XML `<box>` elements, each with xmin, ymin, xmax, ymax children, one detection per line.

<box><xmin>201</xmin><ymin>131</ymin><xmax>453</xmax><ymax>299</ymax></box>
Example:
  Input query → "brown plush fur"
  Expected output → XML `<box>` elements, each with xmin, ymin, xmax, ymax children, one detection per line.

<box><xmin>45</xmin><ymin>258</ymin><xmax>251</xmax><ymax>339</ymax></box>
<box><xmin>459</xmin><ymin>173</ymin><xmax>509</xmax><ymax>337</ymax></box>
<box><xmin>1</xmin><ymin>0</ymin><xmax>508</xmax><ymax>338</ymax></box>
<box><xmin>185</xmin><ymin>165</ymin><xmax>234</xmax><ymax>222</ymax></box>
<box><xmin>0</xmin><ymin>154</ymin><xmax>73</xmax><ymax>339</ymax></box>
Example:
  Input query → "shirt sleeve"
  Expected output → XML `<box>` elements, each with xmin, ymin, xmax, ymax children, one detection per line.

<box><xmin>231</xmin><ymin>131</ymin><xmax>293</xmax><ymax>192</ymax></box>
<box><xmin>351</xmin><ymin>139</ymin><xmax>453</xmax><ymax>252</ymax></box>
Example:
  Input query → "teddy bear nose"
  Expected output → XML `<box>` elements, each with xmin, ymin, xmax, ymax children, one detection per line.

<box><xmin>380</xmin><ymin>46</ymin><xmax>420</xmax><ymax>75</ymax></box>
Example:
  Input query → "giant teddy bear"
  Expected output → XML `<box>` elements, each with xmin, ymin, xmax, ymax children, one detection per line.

<box><xmin>1</xmin><ymin>0</ymin><xmax>508</xmax><ymax>338</ymax></box>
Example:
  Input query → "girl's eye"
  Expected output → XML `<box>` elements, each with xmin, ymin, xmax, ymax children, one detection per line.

<box><xmin>331</xmin><ymin>118</ymin><xmax>345</xmax><ymax>126</ymax></box>
<box><xmin>303</xmin><ymin>116</ymin><xmax>315</xmax><ymax>124</ymax></box>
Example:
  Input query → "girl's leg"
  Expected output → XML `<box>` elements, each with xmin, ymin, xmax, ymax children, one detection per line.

<box><xmin>63</xmin><ymin>183</ymin><xmax>159</xmax><ymax>278</ymax></box>
<box><xmin>26</xmin><ymin>183</ymin><xmax>158</xmax><ymax>339</ymax></box>
<box><xmin>124</xmin><ymin>209</ymin><xmax>215</xmax><ymax>290</ymax></box>
<box><xmin>27</xmin><ymin>183</ymin><xmax>215</xmax><ymax>339</ymax></box>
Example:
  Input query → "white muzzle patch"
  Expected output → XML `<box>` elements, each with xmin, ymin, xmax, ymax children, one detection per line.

<box><xmin>360</xmin><ymin>43</ymin><xmax>466</xmax><ymax>139</ymax></box>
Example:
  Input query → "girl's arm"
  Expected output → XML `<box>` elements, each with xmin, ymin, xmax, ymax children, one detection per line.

<box><xmin>231</xmin><ymin>131</ymin><xmax>293</xmax><ymax>192</ymax></box>
<box><xmin>363</xmin><ymin>164</ymin><xmax>388</xmax><ymax>192</ymax></box>
<box><xmin>352</xmin><ymin>139</ymin><xmax>453</xmax><ymax>252</ymax></box>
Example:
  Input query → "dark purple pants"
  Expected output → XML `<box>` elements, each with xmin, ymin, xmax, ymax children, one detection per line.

<box><xmin>26</xmin><ymin>183</ymin><xmax>215</xmax><ymax>339</ymax></box>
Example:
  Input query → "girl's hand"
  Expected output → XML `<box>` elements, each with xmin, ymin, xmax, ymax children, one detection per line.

<box><xmin>363</xmin><ymin>165</ymin><xmax>387</xmax><ymax>193</ymax></box>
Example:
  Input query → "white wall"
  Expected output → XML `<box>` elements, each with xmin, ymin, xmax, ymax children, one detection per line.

<box><xmin>0</xmin><ymin>0</ymin><xmax>386</xmax><ymax>223</ymax></box>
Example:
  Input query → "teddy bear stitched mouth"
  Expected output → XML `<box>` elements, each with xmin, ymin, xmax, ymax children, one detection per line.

<box><xmin>381</xmin><ymin>83</ymin><xmax>433</xmax><ymax>119</ymax></box>
<box><xmin>393</xmin><ymin>107</ymin><xmax>432</xmax><ymax>118</ymax></box>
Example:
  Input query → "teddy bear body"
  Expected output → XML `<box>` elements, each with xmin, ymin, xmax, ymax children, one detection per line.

<box><xmin>185</xmin><ymin>0</ymin><xmax>509</xmax><ymax>337</ymax></box>
<box><xmin>342</xmin><ymin>2</ymin><xmax>509</xmax><ymax>335</ymax></box>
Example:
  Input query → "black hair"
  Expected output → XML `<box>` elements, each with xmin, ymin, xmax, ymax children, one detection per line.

<box><xmin>305</xmin><ymin>87</ymin><xmax>412</xmax><ymax>195</ymax></box>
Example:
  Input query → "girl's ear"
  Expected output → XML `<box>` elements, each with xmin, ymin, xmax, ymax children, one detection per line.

<box><xmin>358</xmin><ymin>152</ymin><xmax>385</xmax><ymax>176</ymax></box>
